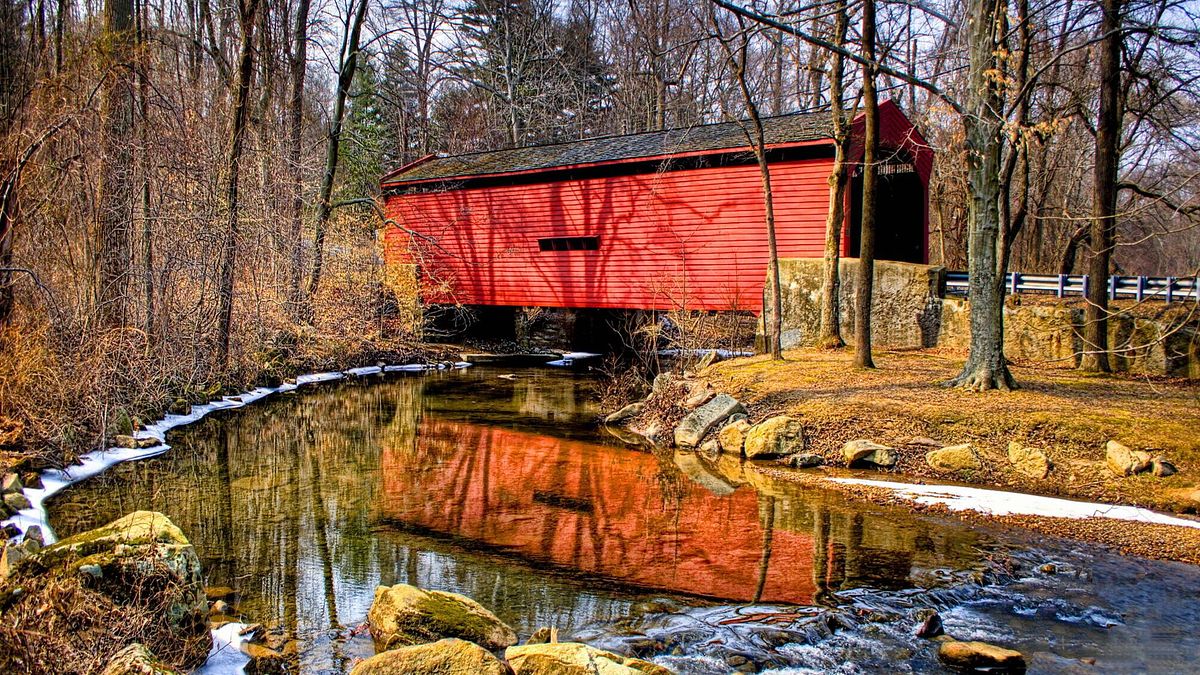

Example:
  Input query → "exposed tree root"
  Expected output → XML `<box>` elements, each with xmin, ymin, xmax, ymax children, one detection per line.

<box><xmin>945</xmin><ymin>362</ymin><xmax>1018</xmax><ymax>391</ymax></box>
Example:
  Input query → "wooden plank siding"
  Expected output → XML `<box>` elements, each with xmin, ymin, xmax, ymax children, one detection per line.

<box><xmin>384</xmin><ymin>155</ymin><xmax>836</xmax><ymax>311</ymax></box>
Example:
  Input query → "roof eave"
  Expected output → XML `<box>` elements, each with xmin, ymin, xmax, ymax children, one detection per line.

<box><xmin>380</xmin><ymin>138</ymin><xmax>835</xmax><ymax>189</ymax></box>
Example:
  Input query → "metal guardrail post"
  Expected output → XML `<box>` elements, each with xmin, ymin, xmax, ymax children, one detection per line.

<box><xmin>1110</xmin><ymin>275</ymin><xmax>1119</xmax><ymax>300</ymax></box>
<box><xmin>1082</xmin><ymin>274</ymin><xmax>1089</xmax><ymax>298</ymax></box>
<box><xmin>1010</xmin><ymin>272</ymin><xmax>1020</xmax><ymax>295</ymax></box>
<box><xmin>1136</xmin><ymin>276</ymin><xmax>1146</xmax><ymax>302</ymax></box>
<box><xmin>1056</xmin><ymin>274</ymin><xmax>1066</xmax><ymax>298</ymax></box>
<box><xmin>1166</xmin><ymin>277</ymin><xmax>1174</xmax><ymax>303</ymax></box>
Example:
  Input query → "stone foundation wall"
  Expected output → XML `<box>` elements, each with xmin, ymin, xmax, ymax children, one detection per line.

<box><xmin>763</xmin><ymin>258</ymin><xmax>1199</xmax><ymax>378</ymax></box>
<box><xmin>765</xmin><ymin>258</ymin><xmax>946</xmax><ymax>350</ymax></box>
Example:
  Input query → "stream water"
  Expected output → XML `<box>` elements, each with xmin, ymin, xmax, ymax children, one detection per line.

<box><xmin>45</xmin><ymin>366</ymin><xmax>1200</xmax><ymax>673</ymax></box>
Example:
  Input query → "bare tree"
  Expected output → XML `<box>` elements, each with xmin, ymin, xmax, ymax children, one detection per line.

<box><xmin>709</xmin><ymin>7</ymin><xmax>783</xmax><ymax>359</ymax></box>
<box><xmin>853</xmin><ymin>0</ymin><xmax>878</xmax><ymax>369</ymax></box>
<box><xmin>1080</xmin><ymin>0</ymin><xmax>1124</xmax><ymax>372</ymax></box>
<box><xmin>215</xmin><ymin>0</ymin><xmax>262</xmax><ymax>366</ymax></box>
<box><xmin>96</xmin><ymin>0</ymin><xmax>135</xmax><ymax>329</ymax></box>
<box><xmin>304</xmin><ymin>0</ymin><xmax>370</xmax><ymax>317</ymax></box>
<box><xmin>817</xmin><ymin>0</ymin><xmax>852</xmax><ymax>349</ymax></box>
<box><xmin>285</xmin><ymin>0</ymin><xmax>312</xmax><ymax>317</ymax></box>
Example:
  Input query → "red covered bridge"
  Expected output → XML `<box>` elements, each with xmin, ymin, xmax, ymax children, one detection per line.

<box><xmin>381</xmin><ymin>101</ymin><xmax>932</xmax><ymax>313</ymax></box>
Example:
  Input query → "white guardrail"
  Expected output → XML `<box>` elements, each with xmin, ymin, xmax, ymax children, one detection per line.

<box><xmin>945</xmin><ymin>272</ymin><xmax>1199</xmax><ymax>303</ymax></box>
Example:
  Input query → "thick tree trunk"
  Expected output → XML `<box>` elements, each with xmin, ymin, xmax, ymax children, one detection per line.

<box><xmin>96</xmin><ymin>0</ymin><xmax>136</xmax><ymax>330</ymax></box>
<box><xmin>1081</xmin><ymin>0</ymin><xmax>1122</xmax><ymax>373</ymax></box>
<box><xmin>818</xmin><ymin>0</ymin><xmax>849</xmax><ymax>349</ymax></box>
<box><xmin>853</xmin><ymin>0</ymin><xmax>878</xmax><ymax>369</ymax></box>
<box><xmin>948</xmin><ymin>0</ymin><xmax>1016</xmax><ymax>391</ymax></box>
<box><xmin>214</xmin><ymin>0</ymin><xmax>260</xmax><ymax>367</ymax></box>
<box><xmin>303</xmin><ymin>0</ymin><xmax>368</xmax><ymax>318</ymax></box>
<box><xmin>285</xmin><ymin>0</ymin><xmax>311</xmax><ymax>319</ymax></box>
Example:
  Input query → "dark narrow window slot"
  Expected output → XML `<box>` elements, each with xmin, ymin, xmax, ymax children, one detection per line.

<box><xmin>538</xmin><ymin>236</ymin><xmax>600</xmax><ymax>252</ymax></box>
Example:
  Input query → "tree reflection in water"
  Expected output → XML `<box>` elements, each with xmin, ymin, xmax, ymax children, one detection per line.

<box><xmin>47</xmin><ymin>366</ymin><xmax>989</xmax><ymax>669</ymax></box>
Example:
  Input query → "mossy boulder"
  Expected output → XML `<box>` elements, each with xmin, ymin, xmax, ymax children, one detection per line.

<box><xmin>350</xmin><ymin>638</ymin><xmax>510</xmax><ymax>675</ymax></box>
<box><xmin>1105</xmin><ymin>440</ymin><xmax>1151</xmax><ymax>476</ymax></box>
<box><xmin>743</xmin><ymin>416</ymin><xmax>805</xmax><ymax>459</ymax></box>
<box><xmin>100</xmin><ymin>643</ymin><xmax>181</xmax><ymax>675</ymax></box>
<box><xmin>366</xmin><ymin>583</ymin><xmax>517</xmax><ymax>651</ymax></box>
<box><xmin>33</xmin><ymin>511</ymin><xmax>210</xmax><ymax>663</ymax></box>
<box><xmin>505</xmin><ymin>642</ymin><xmax>672</xmax><ymax>675</ymax></box>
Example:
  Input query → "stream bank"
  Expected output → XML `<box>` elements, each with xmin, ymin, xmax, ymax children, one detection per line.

<box><xmin>606</xmin><ymin>347</ymin><xmax>1200</xmax><ymax>564</ymax></box>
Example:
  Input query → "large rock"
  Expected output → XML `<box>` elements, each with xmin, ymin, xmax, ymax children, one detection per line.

<box><xmin>673</xmin><ymin>394</ymin><xmax>745</xmax><ymax>449</ymax></box>
<box><xmin>604</xmin><ymin>402</ymin><xmax>644</xmax><ymax>425</ymax></box>
<box><xmin>937</xmin><ymin>640</ymin><xmax>1026</xmax><ymax>672</ymax></box>
<box><xmin>742</xmin><ymin>416</ymin><xmax>805</xmax><ymax>459</ymax></box>
<box><xmin>2</xmin><ymin>472</ymin><xmax>23</xmax><ymax>494</ymax></box>
<box><xmin>366</xmin><ymin>583</ymin><xmax>517</xmax><ymax>651</ymax></box>
<box><xmin>842</xmin><ymin>440</ymin><xmax>897</xmax><ymax>467</ymax></box>
<box><xmin>1105</xmin><ymin>440</ymin><xmax>1151</xmax><ymax>476</ymax></box>
<box><xmin>1151</xmin><ymin>457</ymin><xmax>1178</xmax><ymax>477</ymax></box>
<box><xmin>505</xmin><ymin>642</ymin><xmax>672</xmax><ymax>675</ymax></box>
<box><xmin>34</xmin><ymin>512</ymin><xmax>210</xmax><ymax>665</ymax></box>
<box><xmin>351</xmin><ymin>638</ymin><xmax>509</xmax><ymax>675</ymax></box>
<box><xmin>925</xmin><ymin>444</ymin><xmax>981</xmax><ymax>474</ymax></box>
<box><xmin>100</xmin><ymin>643</ymin><xmax>181</xmax><ymax>675</ymax></box>
<box><xmin>4</xmin><ymin>491</ymin><xmax>30</xmax><ymax>511</ymax></box>
<box><xmin>1007</xmin><ymin>442</ymin><xmax>1051</xmax><ymax>479</ymax></box>
<box><xmin>717</xmin><ymin>417</ymin><xmax>752</xmax><ymax>455</ymax></box>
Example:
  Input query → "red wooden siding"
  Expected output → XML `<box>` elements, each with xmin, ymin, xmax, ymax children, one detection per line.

<box><xmin>382</xmin><ymin>102</ymin><xmax>931</xmax><ymax>312</ymax></box>
<box><xmin>385</xmin><ymin>155</ymin><xmax>836</xmax><ymax>311</ymax></box>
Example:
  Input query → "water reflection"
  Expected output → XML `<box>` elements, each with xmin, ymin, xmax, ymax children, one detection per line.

<box><xmin>47</xmin><ymin>367</ymin><xmax>988</xmax><ymax>671</ymax></box>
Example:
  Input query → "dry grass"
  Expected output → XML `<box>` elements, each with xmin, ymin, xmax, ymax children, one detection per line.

<box><xmin>703</xmin><ymin>347</ymin><xmax>1200</xmax><ymax>512</ymax></box>
<box><xmin>0</xmin><ymin>555</ymin><xmax>210</xmax><ymax>674</ymax></box>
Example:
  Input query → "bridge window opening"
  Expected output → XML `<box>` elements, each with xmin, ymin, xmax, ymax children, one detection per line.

<box><xmin>538</xmin><ymin>236</ymin><xmax>600</xmax><ymax>252</ymax></box>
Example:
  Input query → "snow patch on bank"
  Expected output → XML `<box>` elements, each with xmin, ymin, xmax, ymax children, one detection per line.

<box><xmin>546</xmin><ymin>352</ymin><xmax>602</xmax><ymax>367</ymax></box>
<box><xmin>193</xmin><ymin>622</ymin><xmax>252</xmax><ymax>675</ymax></box>
<box><xmin>830</xmin><ymin>477</ymin><xmax>1200</xmax><ymax>529</ymax></box>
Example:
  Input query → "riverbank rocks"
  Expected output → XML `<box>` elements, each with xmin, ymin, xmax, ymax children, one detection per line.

<box><xmin>4</xmin><ymin>491</ymin><xmax>31</xmax><ymax>511</ymax></box>
<box><xmin>2</xmin><ymin>472</ymin><xmax>22</xmax><ymax>494</ymax></box>
<box><xmin>925</xmin><ymin>444</ymin><xmax>981</xmax><ymax>474</ymax></box>
<box><xmin>505</xmin><ymin>642</ymin><xmax>671</xmax><ymax>675</ymax></box>
<box><xmin>351</xmin><ymin>638</ymin><xmax>509</xmax><ymax>675</ymax></box>
<box><xmin>683</xmin><ymin>381</ymin><xmax>716</xmax><ymax>409</ymax></box>
<box><xmin>843</xmin><ymin>440</ymin><xmax>897</xmax><ymax>468</ymax></box>
<box><xmin>743</xmin><ymin>416</ymin><xmax>805</xmax><ymax>459</ymax></box>
<box><xmin>100</xmin><ymin>643</ymin><xmax>181</xmax><ymax>675</ymax></box>
<box><xmin>114</xmin><ymin>434</ymin><xmax>161</xmax><ymax>449</ymax></box>
<box><xmin>1007</xmin><ymin>443</ymin><xmax>1051</xmax><ymax>479</ymax></box>
<box><xmin>604</xmin><ymin>402</ymin><xmax>644</xmax><ymax>425</ymax></box>
<box><xmin>32</xmin><ymin>511</ymin><xmax>211</xmax><ymax>664</ymax></box>
<box><xmin>1106</xmin><ymin>440</ymin><xmax>1152</xmax><ymax>476</ymax></box>
<box><xmin>366</xmin><ymin>583</ymin><xmax>517</xmax><ymax>651</ymax></box>
<box><xmin>937</xmin><ymin>640</ymin><xmax>1026</xmax><ymax>672</ymax></box>
<box><xmin>789</xmin><ymin>453</ymin><xmax>825</xmax><ymax>469</ymax></box>
<box><xmin>674</xmin><ymin>394</ymin><xmax>745</xmax><ymax>449</ymax></box>
<box><xmin>717</xmin><ymin>417</ymin><xmax>752</xmax><ymax>454</ymax></box>
<box><xmin>1151</xmin><ymin>457</ymin><xmax>1178</xmax><ymax>477</ymax></box>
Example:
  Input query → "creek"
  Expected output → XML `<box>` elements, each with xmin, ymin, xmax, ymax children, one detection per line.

<box><xmin>45</xmin><ymin>366</ymin><xmax>1200</xmax><ymax>673</ymax></box>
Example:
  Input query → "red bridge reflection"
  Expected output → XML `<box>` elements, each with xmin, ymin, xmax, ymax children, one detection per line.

<box><xmin>379</xmin><ymin>419</ymin><xmax>818</xmax><ymax>604</ymax></box>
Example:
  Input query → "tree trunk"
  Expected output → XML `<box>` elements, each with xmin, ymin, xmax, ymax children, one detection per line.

<box><xmin>96</xmin><ymin>0</ymin><xmax>136</xmax><ymax>330</ymax></box>
<box><xmin>818</xmin><ymin>0</ymin><xmax>849</xmax><ymax>349</ymax></box>
<box><xmin>137</xmin><ymin>0</ymin><xmax>154</xmax><ymax>337</ymax></box>
<box><xmin>853</xmin><ymin>0</ymin><xmax>878</xmax><ymax>369</ymax></box>
<box><xmin>303</xmin><ymin>0</ymin><xmax>368</xmax><ymax>318</ymax></box>
<box><xmin>1081</xmin><ymin>0</ymin><xmax>1122</xmax><ymax>373</ymax></box>
<box><xmin>285</xmin><ymin>0</ymin><xmax>311</xmax><ymax>319</ymax></box>
<box><xmin>214</xmin><ymin>0</ymin><xmax>261</xmax><ymax>367</ymax></box>
<box><xmin>947</xmin><ymin>0</ymin><xmax>1016</xmax><ymax>391</ymax></box>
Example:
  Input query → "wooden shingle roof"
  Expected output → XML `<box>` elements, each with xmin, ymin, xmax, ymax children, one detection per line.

<box><xmin>383</xmin><ymin>111</ymin><xmax>835</xmax><ymax>184</ymax></box>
